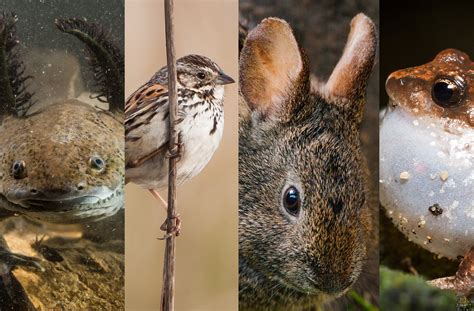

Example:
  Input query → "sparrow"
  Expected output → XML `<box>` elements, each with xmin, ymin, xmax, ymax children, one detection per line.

<box><xmin>125</xmin><ymin>54</ymin><xmax>234</xmax><ymax>231</ymax></box>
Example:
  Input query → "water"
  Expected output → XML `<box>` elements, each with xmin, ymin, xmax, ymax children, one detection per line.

<box><xmin>0</xmin><ymin>1</ymin><xmax>125</xmax><ymax>309</ymax></box>
<box><xmin>1</xmin><ymin>0</ymin><xmax>124</xmax><ymax>96</ymax></box>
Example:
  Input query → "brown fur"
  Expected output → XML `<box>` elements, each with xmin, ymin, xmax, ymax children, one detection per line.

<box><xmin>239</xmin><ymin>15</ymin><xmax>377</xmax><ymax>310</ymax></box>
<box><xmin>240</xmin><ymin>18</ymin><xmax>304</xmax><ymax>118</ymax></box>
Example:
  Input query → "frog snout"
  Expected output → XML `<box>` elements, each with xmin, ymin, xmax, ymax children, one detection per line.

<box><xmin>385</xmin><ymin>73</ymin><xmax>402</xmax><ymax>102</ymax></box>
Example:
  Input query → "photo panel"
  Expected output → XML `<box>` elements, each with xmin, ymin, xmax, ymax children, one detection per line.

<box><xmin>239</xmin><ymin>1</ymin><xmax>379</xmax><ymax>310</ymax></box>
<box><xmin>125</xmin><ymin>0</ymin><xmax>238</xmax><ymax>310</ymax></box>
<box><xmin>380</xmin><ymin>0</ymin><xmax>474</xmax><ymax>309</ymax></box>
<box><xmin>0</xmin><ymin>0</ymin><xmax>124</xmax><ymax>309</ymax></box>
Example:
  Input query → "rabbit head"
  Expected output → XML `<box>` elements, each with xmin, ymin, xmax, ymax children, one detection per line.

<box><xmin>239</xmin><ymin>14</ymin><xmax>377</xmax><ymax>307</ymax></box>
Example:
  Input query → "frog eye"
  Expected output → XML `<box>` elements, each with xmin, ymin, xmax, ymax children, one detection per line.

<box><xmin>89</xmin><ymin>156</ymin><xmax>106</xmax><ymax>173</ymax></box>
<box><xmin>431</xmin><ymin>76</ymin><xmax>466</xmax><ymax>108</ymax></box>
<box><xmin>11</xmin><ymin>160</ymin><xmax>27</xmax><ymax>179</ymax></box>
<box><xmin>282</xmin><ymin>186</ymin><xmax>301</xmax><ymax>217</ymax></box>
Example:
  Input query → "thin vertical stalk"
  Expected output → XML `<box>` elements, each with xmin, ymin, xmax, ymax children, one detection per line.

<box><xmin>161</xmin><ymin>0</ymin><xmax>177</xmax><ymax>310</ymax></box>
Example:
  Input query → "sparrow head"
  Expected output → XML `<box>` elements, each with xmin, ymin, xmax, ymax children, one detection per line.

<box><xmin>176</xmin><ymin>54</ymin><xmax>234</xmax><ymax>90</ymax></box>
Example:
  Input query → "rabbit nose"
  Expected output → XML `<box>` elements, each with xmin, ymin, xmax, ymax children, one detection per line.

<box><xmin>310</xmin><ymin>259</ymin><xmax>355</xmax><ymax>294</ymax></box>
<box><xmin>315</xmin><ymin>271</ymin><xmax>354</xmax><ymax>294</ymax></box>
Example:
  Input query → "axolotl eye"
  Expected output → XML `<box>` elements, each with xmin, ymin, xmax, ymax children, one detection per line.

<box><xmin>89</xmin><ymin>156</ymin><xmax>106</xmax><ymax>173</ymax></box>
<box><xmin>11</xmin><ymin>160</ymin><xmax>27</xmax><ymax>179</ymax></box>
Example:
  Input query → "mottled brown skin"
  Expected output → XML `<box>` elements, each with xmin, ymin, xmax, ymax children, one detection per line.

<box><xmin>0</xmin><ymin>101</ymin><xmax>124</xmax><ymax>224</ymax></box>
<box><xmin>386</xmin><ymin>49</ymin><xmax>473</xmax><ymax>128</ymax></box>
<box><xmin>239</xmin><ymin>15</ymin><xmax>377</xmax><ymax>310</ymax></box>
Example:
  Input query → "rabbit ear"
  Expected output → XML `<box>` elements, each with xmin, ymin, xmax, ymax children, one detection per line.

<box><xmin>325</xmin><ymin>14</ymin><xmax>377</xmax><ymax>116</ymax></box>
<box><xmin>240</xmin><ymin>18</ymin><xmax>308</xmax><ymax>119</ymax></box>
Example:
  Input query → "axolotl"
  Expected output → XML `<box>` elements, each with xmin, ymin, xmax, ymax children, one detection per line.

<box><xmin>0</xmin><ymin>13</ymin><xmax>124</xmax><ymax>302</ymax></box>
<box><xmin>380</xmin><ymin>49</ymin><xmax>473</xmax><ymax>293</ymax></box>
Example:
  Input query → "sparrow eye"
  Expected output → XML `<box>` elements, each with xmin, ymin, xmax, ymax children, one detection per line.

<box><xmin>197</xmin><ymin>72</ymin><xmax>206</xmax><ymax>80</ymax></box>
<box><xmin>431</xmin><ymin>76</ymin><xmax>466</xmax><ymax>108</ymax></box>
<box><xmin>283</xmin><ymin>186</ymin><xmax>301</xmax><ymax>216</ymax></box>
<box><xmin>89</xmin><ymin>156</ymin><xmax>106</xmax><ymax>173</ymax></box>
<box><xmin>11</xmin><ymin>160</ymin><xmax>27</xmax><ymax>179</ymax></box>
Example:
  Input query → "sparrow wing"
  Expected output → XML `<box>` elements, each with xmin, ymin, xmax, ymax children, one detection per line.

<box><xmin>125</xmin><ymin>82</ymin><xmax>168</xmax><ymax>116</ymax></box>
<box><xmin>125</xmin><ymin>82</ymin><xmax>170</xmax><ymax>168</ymax></box>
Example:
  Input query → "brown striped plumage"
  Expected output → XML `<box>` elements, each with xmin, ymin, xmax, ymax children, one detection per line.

<box><xmin>125</xmin><ymin>54</ymin><xmax>234</xmax><ymax>191</ymax></box>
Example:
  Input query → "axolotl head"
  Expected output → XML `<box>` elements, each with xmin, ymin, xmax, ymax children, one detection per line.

<box><xmin>0</xmin><ymin>101</ymin><xmax>124</xmax><ymax>224</ymax></box>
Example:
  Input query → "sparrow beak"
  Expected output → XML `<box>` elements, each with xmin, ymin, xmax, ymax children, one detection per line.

<box><xmin>216</xmin><ymin>72</ymin><xmax>235</xmax><ymax>85</ymax></box>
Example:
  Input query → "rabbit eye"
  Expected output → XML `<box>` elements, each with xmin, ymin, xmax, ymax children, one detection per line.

<box><xmin>11</xmin><ymin>160</ymin><xmax>27</xmax><ymax>179</ymax></box>
<box><xmin>283</xmin><ymin>186</ymin><xmax>301</xmax><ymax>216</ymax></box>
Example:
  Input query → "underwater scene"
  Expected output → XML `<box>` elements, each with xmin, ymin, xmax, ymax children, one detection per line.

<box><xmin>0</xmin><ymin>0</ymin><xmax>124</xmax><ymax>309</ymax></box>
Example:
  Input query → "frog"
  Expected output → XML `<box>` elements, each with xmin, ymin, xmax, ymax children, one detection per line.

<box><xmin>0</xmin><ymin>12</ymin><xmax>124</xmax><ymax>306</ymax></box>
<box><xmin>380</xmin><ymin>48</ymin><xmax>473</xmax><ymax>295</ymax></box>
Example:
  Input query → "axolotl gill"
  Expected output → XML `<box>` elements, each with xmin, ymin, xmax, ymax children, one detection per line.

<box><xmin>380</xmin><ymin>49</ymin><xmax>473</xmax><ymax>292</ymax></box>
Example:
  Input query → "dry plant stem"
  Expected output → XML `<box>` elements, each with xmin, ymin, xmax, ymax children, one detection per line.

<box><xmin>161</xmin><ymin>0</ymin><xmax>178</xmax><ymax>310</ymax></box>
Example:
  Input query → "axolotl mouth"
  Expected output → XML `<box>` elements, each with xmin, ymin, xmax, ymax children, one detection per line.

<box><xmin>0</xmin><ymin>185</ymin><xmax>123</xmax><ymax>224</ymax></box>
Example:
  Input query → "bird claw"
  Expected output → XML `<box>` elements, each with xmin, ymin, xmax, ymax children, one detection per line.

<box><xmin>165</xmin><ymin>132</ymin><xmax>183</xmax><ymax>161</ymax></box>
<box><xmin>158</xmin><ymin>214</ymin><xmax>181</xmax><ymax>240</ymax></box>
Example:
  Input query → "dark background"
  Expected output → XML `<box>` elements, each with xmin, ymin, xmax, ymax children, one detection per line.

<box><xmin>380</xmin><ymin>0</ymin><xmax>474</xmax><ymax>106</ymax></box>
<box><xmin>0</xmin><ymin>1</ymin><xmax>125</xmax><ymax>308</ymax></box>
<box><xmin>1</xmin><ymin>0</ymin><xmax>124</xmax><ymax>49</ymax></box>
<box><xmin>1</xmin><ymin>0</ymin><xmax>124</xmax><ymax>92</ymax></box>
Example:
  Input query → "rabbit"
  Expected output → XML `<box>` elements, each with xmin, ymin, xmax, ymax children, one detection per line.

<box><xmin>238</xmin><ymin>14</ymin><xmax>378</xmax><ymax>310</ymax></box>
